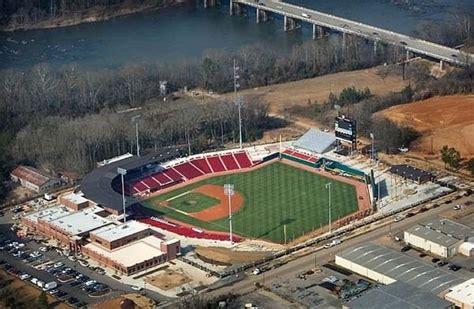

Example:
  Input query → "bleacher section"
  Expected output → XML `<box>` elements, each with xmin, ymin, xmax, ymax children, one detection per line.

<box><xmin>125</xmin><ymin>151</ymin><xmax>254</xmax><ymax>197</ymax></box>
<box><xmin>283</xmin><ymin>148</ymin><xmax>318</xmax><ymax>163</ymax></box>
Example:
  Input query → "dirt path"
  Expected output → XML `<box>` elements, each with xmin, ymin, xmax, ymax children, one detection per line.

<box><xmin>379</xmin><ymin>95</ymin><xmax>474</xmax><ymax>158</ymax></box>
<box><xmin>191</xmin><ymin>184</ymin><xmax>244</xmax><ymax>221</ymax></box>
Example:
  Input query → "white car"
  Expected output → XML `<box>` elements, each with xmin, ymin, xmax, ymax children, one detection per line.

<box><xmin>78</xmin><ymin>260</ymin><xmax>89</xmax><ymax>267</ymax></box>
<box><xmin>68</xmin><ymin>255</ymin><xmax>77</xmax><ymax>262</ymax></box>
<box><xmin>19</xmin><ymin>273</ymin><xmax>31</xmax><ymax>280</ymax></box>
<box><xmin>130</xmin><ymin>285</ymin><xmax>143</xmax><ymax>291</ymax></box>
<box><xmin>252</xmin><ymin>268</ymin><xmax>261</xmax><ymax>275</ymax></box>
<box><xmin>394</xmin><ymin>215</ymin><xmax>403</xmax><ymax>222</ymax></box>
<box><xmin>85</xmin><ymin>280</ymin><xmax>97</xmax><ymax>287</ymax></box>
<box><xmin>39</xmin><ymin>246</ymin><xmax>48</xmax><ymax>252</ymax></box>
<box><xmin>453</xmin><ymin>204</ymin><xmax>462</xmax><ymax>210</ymax></box>
<box><xmin>53</xmin><ymin>262</ymin><xmax>64</xmax><ymax>268</ymax></box>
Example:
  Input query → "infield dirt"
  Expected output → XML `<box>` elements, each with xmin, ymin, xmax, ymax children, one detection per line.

<box><xmin>379</xmin><ymin>95</ymin><xmax>474</xmax><ymax>158</ymax></box>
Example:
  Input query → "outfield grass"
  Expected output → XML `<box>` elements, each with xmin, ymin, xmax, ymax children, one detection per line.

<box><xmin>142</xmin><ymin>162</ymin><xmax>359</xmax><ymax>243</ymax></box>
<box><xmin>167</xmin><ymin>192</ymin><xmax>220</xmax><ymax>213</ymax></box>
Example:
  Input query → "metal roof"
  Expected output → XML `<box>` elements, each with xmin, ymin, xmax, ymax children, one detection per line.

<box><xmin>11</xmin><ymin>165</ymin><xmax>57</xmax><ymax>186</ymax></box>
<box><xmin>80</xmin><ymin>147</ymin><xmax>182</xmax><ymax>212</ymax></box>
<box><xmin>421</xmin><ymin>218</ymin><xmax>474</xmax><ymax>241</ymax></box>
<box><xmin>337</xmin><ymin>243</ymin><xmax>465</xmax><ymax>294</ymax></box>
<box><xmin>293</xmin><ymin>128</ymin><xmax>336</xmax><ymax>154</ymax></box>
<box><xmin>344</xmin><ymin>281</ymin><xmax>452</xmax><ymax>309</ymax></box>
<box><xmin>445</xmin><ymin>278</ymin><xmax>474</xmax><ymax>307</ymax></box>
<box><xmin>405</xmin><ymin>225</ymin><xmax>460</xmax><ymax>247</ymax></box>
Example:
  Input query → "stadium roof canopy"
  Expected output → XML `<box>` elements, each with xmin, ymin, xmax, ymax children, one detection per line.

<box><xmin>337</xmin><ymin>242</ymin><xmax>465</xmax><ymax>294</ymax></box>
<box><xmin>344</xmin><ymin>281</ymin><xmax>452</xmax><ymax>309</ymax></box>
<box><xmin>292</xmin><ymin>128</ymin><xmax>336</xmax><ymax>154</ymax></box>
<box><xmin>80</xmin><ymin>147</ymin><xmax>182</xmax><ymax>213</ymax></box>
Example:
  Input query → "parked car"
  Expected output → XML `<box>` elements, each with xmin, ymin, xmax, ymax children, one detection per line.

<box><xmin>431</xmin><ymin>258</ymin><xmax>440</xmax><ymax>263</ymax></box>
<box><xmin>449</xmin><ymin>264</ymin><xmax>461</xmax><ymax>271</ymax></box>
<box><xmin>130</xmin><ymin>285</ymin><xmax>143</xmax><ymax>291</ymax></box>
<box><xmin>53</xmin><ymin>262</ymin><xmax>64</xmax><ymax>268</ymax></box>
<box><xmin>453</xmin><ymin>204</ymin><xmax>462</xmax><ymax>210</ymax></box>
<box><xmin>401</xmin><ymin>246</ymin><xmax>411</xmax><ymax>252</ymax></box>
<box><xmin>437</xmin><ymin>261</ymin><xmax>448</xmax><ymax>267</ymax></box>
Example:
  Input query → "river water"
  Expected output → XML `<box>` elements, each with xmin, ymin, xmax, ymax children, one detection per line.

<box><xmin>0</xmin><ymin>0</ymin><xmax>472</xmax><ymax>70</ymax></box>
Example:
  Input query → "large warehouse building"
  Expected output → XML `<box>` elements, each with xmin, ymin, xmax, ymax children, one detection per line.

<box><xmin>335</xmin><ymin>243</ymin><xmax>465</xmax><ymax>295</ymax></box>
<box><xmin>444</xmin><ymin>278</ymin><xmax>474</xmax><ymax>309</ymax></box>
<box><xmin>404</xmin><ymin>218</ymin><xmax>474</xmax><ymax>258</ymax></box>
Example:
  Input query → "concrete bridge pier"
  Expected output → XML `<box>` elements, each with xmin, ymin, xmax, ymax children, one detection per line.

<box><xmin>342</xmin><ymin>32</ymin><xmax>346</xmax><ymax>49</ymax></box>
<box><xmin>439</xmin><ymin>60</ymin><xmax>444</xmax><ymax>70</ymax></box>
<box><xmin>312</xmin><ymin>24</ymin><xmax>325</xmax><ymax>40</ymax></box>
<box><xmin>406</xmin><ymin>49</ymin><xmax>412</xmax><ymax>60</ymax></box>
<box><xmin>284</xmin><ymin>16</ymin><xmax>297</xmax><ymax>31</ymax></box>
<box><xmin>373</xmin><ymin>41</ymin><xmax>378</xmax><ymax>55</ymax></box>
<box><xmin>204</xmin><ymin>0</ymin><xmax>216</xmax><ymax>9</ymax></box>
<box><xmin>256</xmin><ymin>8</ymin><xmax>268</xmax><ymax>23</ymax></box>
<box><xmin>230</xmin><ymin>1</ymin><xmax>242</xmax><ymax>16</ymax></box>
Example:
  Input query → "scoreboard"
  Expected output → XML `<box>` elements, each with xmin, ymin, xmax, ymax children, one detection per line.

<box><xmin>335</xmin><ymin>116</ymin><xmax>357</xmax><ymax>149</ymax></box>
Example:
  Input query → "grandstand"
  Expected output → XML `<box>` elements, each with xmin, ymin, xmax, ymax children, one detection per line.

<box><xmin>126</xmin><ymin>150</ymin><xmax>255</xmax><ymax>197</ymax></box>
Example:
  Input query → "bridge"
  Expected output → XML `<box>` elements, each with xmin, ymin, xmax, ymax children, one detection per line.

<box><xmin>215</xmin><ymin>0</ymin><xmax>473</xmax><ymax>67</ymax></box>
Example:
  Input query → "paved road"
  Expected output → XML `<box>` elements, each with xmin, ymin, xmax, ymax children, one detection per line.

<box><xmin>206</xmin><ymin>195</ymin><xmax>474</xmax><ymax>298</ymax></box>
<box><xmin>234</xmin><ymin>0</ymin><xmax>472</xmax><ymax>65</ymax></box>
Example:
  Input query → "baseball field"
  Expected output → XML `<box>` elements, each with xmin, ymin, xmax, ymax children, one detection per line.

<box><xmin>142</xmin><ymin>161</ymin><xmax>359</xmax><ymax>243</ymax></box>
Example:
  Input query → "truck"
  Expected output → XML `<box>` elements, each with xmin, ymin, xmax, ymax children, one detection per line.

<box><xmin>43</xmin><ymin>281</ymin><xmax>58</xmax><ymax>291</ymax></box>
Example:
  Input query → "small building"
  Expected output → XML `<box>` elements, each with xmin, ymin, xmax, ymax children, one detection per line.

<box><xmin>444</xmin><ymin>278</ymin><xmax>474</xmax><ymax>309</ymax></box>
<box><xmin>89</xmin><ymin>221</ymin><xmax>157</xmax><ymax>250</ymax></box>
<box><xmin>343</xmin><ymin>281</ymin><xmax>453</xmax><ymax>309</ymax></box>
<box><xmin>10</xmin><ymin>165</ymin><xmax>61</xmax><ymax>193</ymax></box>
<box><xmin>459</xmin><ymin>240</ymin><xmax>474</xmax><ymax>257</ymax></box>
<box><xmin>404</xmin><ymin>218</ymin><xmax>474</xmax><ymax>258</ymax></box>
<box><xmin>59</xmin><ymin>192</ymin><xmax>90</xmax><ymax>211</ymax></box>
<box><xmin>389</xmin><ymin>164</ymin><xmax>433</xmax><ymax>184</ymax></box>
<box><xmin>83</xmin><ymin>235</ymin><xmax>180</xmax><ymax>276</ymax></box>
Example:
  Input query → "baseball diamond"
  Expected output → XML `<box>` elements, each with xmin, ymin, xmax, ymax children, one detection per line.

<box><xmin>142</xmin><ymin>161</ymin><xmax>363</xmax><ymax>243</ymax></box>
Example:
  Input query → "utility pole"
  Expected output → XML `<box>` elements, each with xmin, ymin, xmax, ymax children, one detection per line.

<box><xmin>233</xmin><ymin>59</ymin><xmax>242</xmax><ymax>149</ymax></box>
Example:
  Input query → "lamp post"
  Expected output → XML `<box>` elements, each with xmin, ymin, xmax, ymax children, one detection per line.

<box><xmin>233</xmin><ymin>59</ymin><xmax>242</xmax><ymax>149</ymax></box>
<box><xmin>370</xmin><ymin>133</ymin><xmax>375</xmax><ymax>164</ymax></box>
<box><xmin>224</xmin><ymin>184</ymin><xmax>235</xmax><ymax>244</ymax></box>
<box><xmin>117</xmin><ymin>167</ymin><xmax>127</xmax><ymax>223</ymax></box>
<box><xmin>132</xmin><ymin>115</ymin><xmax>141</xmax><ymax>156</ymax></box>
<box><xmin>326</xmin><ymin>183</ymin><xmax>332</xmax><ymax>234</ymax></box>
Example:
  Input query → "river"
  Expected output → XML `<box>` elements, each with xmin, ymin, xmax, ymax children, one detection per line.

<box><xmin>0</xmin><ymin>0</ymin><xmax>472</xmax><ymax>70</ymax></box>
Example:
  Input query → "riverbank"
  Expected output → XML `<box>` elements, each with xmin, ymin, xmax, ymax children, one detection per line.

<box><xmin>1</xmin><ymin>0</ymin><xmax>187</xmax><ymax>32</ymax></box>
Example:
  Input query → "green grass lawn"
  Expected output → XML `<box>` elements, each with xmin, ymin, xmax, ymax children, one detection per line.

<box><xmin>142</xmin><ymin>162</ymin><xmax>359</xmax><ymax>243</ymax></box>
<box><xmin>167</xmin><ymin>192</ymin><xmax>220</xmax><ymax>213</ymax></box>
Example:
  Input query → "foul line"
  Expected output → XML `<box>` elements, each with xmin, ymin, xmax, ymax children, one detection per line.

<box><xmin>166</xmin><ymin>191</ymin><xmax>191</xmax><ymax>202</ymax></box>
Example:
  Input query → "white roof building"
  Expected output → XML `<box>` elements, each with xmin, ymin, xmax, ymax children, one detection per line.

<box><xmin>293</xmin><ymin>128</ymin><xmax>336</xmax><ymax>154</ymax></box>
<box><xmin>90</xmin><ymin>220</ymin><xmax>150</xmax><ymax>243</ymax></box>
<box><xmin>444</xmin><ymin>278</ymin><xmax>474</xmax><ymax>309</ymax></box>
<box><xmin>49</xmin><ymin>207</ymin><xmax>111</xmax><ymax>236</ymax></box>
<box><xmin>24</xmin><ymin>205</ymin><xmax>72</xmax><ymax>224</ymax></box>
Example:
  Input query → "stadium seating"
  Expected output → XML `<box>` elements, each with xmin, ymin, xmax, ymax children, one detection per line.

<box><xmin>233</xmin><ymin>152</ymin><xmax>253</xmax><ymax>168</ymax></box>
<box><xmin>190</xmin><ymin>158</ymin><xmax>212</xmax><ymax>174</ymax></box>
<box><xmin>220</xmin><ymin>154</ymin><xmax>239</xmax><ymax>170</ymax></box>
<box><xmin>283</xmin><ymin>149</ymin><xmax>318</xmax><ymax>163</ymax></box>
<box><xmin>173</xmin><ymin>162</ymin><xmax>204</xmax><ymax>180</ymax></box>
<box><xmin>124</xmin><ymin>151</ymin><xmax>255</xmax><ymax>196</ymax></box>
<box><xmin>207</xmin><ymin>156</ymin><xmax>226</xmax><ymax>172</ymax></box>
<box><xmin>140</xmin><ymin>218</ymin><xmax>242</xmax><ymax>242</ymax></box>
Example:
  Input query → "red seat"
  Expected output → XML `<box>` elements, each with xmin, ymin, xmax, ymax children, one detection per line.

<box><xmin>163</xmin><ymin>168</ymin><xmax>182</xmax><ymax>181</ymax></box>
<box><xmin>207</xmin><ymin>156</ymin><xmax>226</xmax><ymax>172</ymax></box>
<box><xmin>234</xmin><ymin>152</ymin><xmax>252</xmax><ymax>168</ymax></box>
<box><xmin>221</xmin><ymin>154</ymin><xmax>239</xmax><ymax>170</ymax></box>
<box><xmin>173</xmin><ymin>162</ymin><xmax>203</xmax><ymax>179</ymax></box>
<box><xmin>191</xmin><ymin>158</ymin><xmax>212</xmax><ymax>174</ymax></box>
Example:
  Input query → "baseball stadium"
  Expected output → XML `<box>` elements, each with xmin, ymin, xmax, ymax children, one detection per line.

<box><xmin>81</xmin><ymin>128</ymin><xmax>371</xmax><ymax>245</ymax></box>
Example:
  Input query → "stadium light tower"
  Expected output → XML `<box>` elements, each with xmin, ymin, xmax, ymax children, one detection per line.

<box><xmin>233</xmin><ymin>59</ymin><xmax>243</xmax><ymax>149</ymax></box>
<box><xmin>132</xmin><ymin>115</ymin><xmax>142</xmax><ymax>157</ymax></box>
<box><xmin>326</xmin><ymin>182</ymin><xmax>332</xmax><ymax>234</ymax></box>
<box><xmin>117</xmin><ymin>167</ymin><xmax>127</xmax><ymax>223</ymax></box>
<box><xmin>370</xmin><ymin>133</ymin><xmax>375</xmax><ymax>164</ymax></box>
<box><xmin>224</xmin><ymin>184</ymin><xmax>235</xmax><ymax>244</ymax></box>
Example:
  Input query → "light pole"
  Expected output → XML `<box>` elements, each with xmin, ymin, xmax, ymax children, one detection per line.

<box><xmin>132</xmin><ymin>115</ymin><xmax>141</xmax><ymax>156</ymax></box>
<box><xmin>117</xmin><ymin>167</ymin><xmax>127</xmax><ymax>223</ymax></box>
<box><xmin>233</xmin><ymin>59</ymin><xmax>242</xmax><ymax>149</ymax></box>
<box><xmin>224</xmin><ymin>184</ymin><xmax>235</xmax><ymax>244</ymax></box>
<box><xmin>326</xmin><ymin>183</ymin><xmax>332</xmax><ymax>234</ymax></box>
<box><xmin>370</xmin><ymin>133</ymin><xmax>375</xmax><ymax>164</ymax></box>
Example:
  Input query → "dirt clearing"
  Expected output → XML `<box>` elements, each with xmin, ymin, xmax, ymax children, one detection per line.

<box><xmin>379</xmin><ymin>95</ymin><xmax>474</xmax><ymax>158</ymax></box>
<box><xmin>227</xmin><ymin>67</ymin><xmax>407</xmax><ymax>114</ymax></box>
<box><xmin>92</xmin><ymin>294</ymin><xmax>156</xmax><ymax>309</ymax></box>
<box><xmin>145</xmin><ymin>270</ymin><xmax>191</xmax><ymax>290</ymax></box>
<box><xmin>195</xmin><ymin>246</ymin><xmax>270</xmax><ymax>265</ymax></box>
